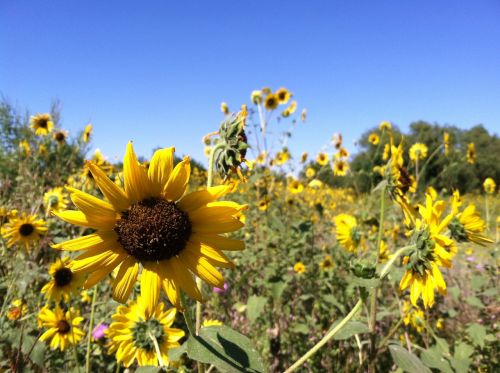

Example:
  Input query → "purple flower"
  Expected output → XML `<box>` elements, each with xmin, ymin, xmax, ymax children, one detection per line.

<box><xmin>92</xmin><ymin>323</ymin><xmax>109</xmax><ymax>340</ymax></box>
<box><xmin>213</xmin><ymin>282</ymin><xmax>229</xmax><ymax>294</ymax></box>
<box><xmin>466</xmin><ymin>256</ymin><xmax>476</xmax><ymax>262</ymax></box>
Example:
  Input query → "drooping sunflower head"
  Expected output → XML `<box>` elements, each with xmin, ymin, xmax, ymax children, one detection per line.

<box><xmin>251</xmin><ymin>90</ymin><xmax>263</xmax><ymax>105</ymax></box>
<box><xmin>52</xmin><ymin>142</ymin><xmax>246</xmax><ymax>313</ymax></box>
<box><xmin>282</xmin><ymin>100</ymin><xmax>297</xmax><ymax>117</ymax></box>
<box><xmin>448</xmin><ymin>198</ymin><xmax>493</xmax><ymax>246</ymax></box>
<box><xmin>379</xmin><ymin>121</ymin><xmax>392</xmax><ymax>132</ymax></box>
<box><xmin>2</xmin><ymin>213</ymin><xmax>47</xmax><ymax>249</ymax></box>
<box><xmin>334</xmin><ymin>214</ymin><xmax>360</xmax><ymax>252</ymax></box>
<box><xmin>332</xmin><ymin>133</ymin><xmax>343</xmax><ymax>149</ymax></box>
<box><xmin>30</xmin><ymin>113</ymin><xmax>54</xmax><ymax>136</ymax></box>
<box><xmin>107</xmin><ymin>296</ymin><xmax>184</xmax><ymax>367</ymax></box>
<box><xmin>466</xmin><ymin>142</ymin><xmax>476</xmax><ymax>164</ymax></box>
<box><xmin>44</xmin><ymin>187</ymin><xmax>69</xmax><ymax>214</ymax></box>
<box><xmin>39</xmin><ymin>305</ymin><xmax>85</xmax><ymax>351</ymax></box>
<box><xmin>41</xmin><ymin>257</ymin><xmax>84</xmax><ymax>302</ymax></box>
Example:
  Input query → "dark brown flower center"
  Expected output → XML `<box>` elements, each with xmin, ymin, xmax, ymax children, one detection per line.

<box><xmin>54</xmin><ymin>268</ymin><xmax>73</xmax><ymax>287</ymax></box>
<box><xmin>19</xmin><ymin>223</ymin><xmax>34</xmax><ymax>237</ymax></box>
<box><xmin>114</xmin><ymin>197</ymin><xmax>192</xmax><ymax>262</ymax></box>
<box><xmin>57</xmin><ymin>320</ymin><xmax>71</xmax><ymax>334</ymax></box>
<box><xmin>55</xmin><ymin>132</ymin><xmax>65</xmax><ymax>142</ymax></box>
<box><xmin>38</xmin><ymin>119</ymin><xmax>48</xmax><ymax>129</ymax></box>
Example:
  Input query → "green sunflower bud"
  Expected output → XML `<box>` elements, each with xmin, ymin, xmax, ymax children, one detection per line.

<box><xmin>350</xmin><ymin>259</ymin><xmax>377</xmax><ymax>279</ymax></box>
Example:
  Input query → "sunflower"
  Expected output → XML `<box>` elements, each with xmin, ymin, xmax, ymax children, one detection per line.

<box><xmin>2</xmin><ymin>213</ymin><xmax>47</xmax><ymax>249</ymax></box>
<box><xmin>316</xmin><ymin>153</ymin><xmax>329</xmax><ymax>166</ymax></box>
<box><xmin>264</xmin><ymin>94</ymin><xmax>279</xmax><ymax>110</ymax></box>
<box><xmin>334</xmin><ymin>147</ymin><xmax>349</xmax><ymax>159</ymax></box>
<box><xmin>258</xmin><ymin>200</ymin><xmax>269</xmax><ymax>211</ymax></box>
<box><xmin>282</xmin><ymin>100</ymin><xmax>297</xmax><ymax>117</ymax></box>
<box><xmin>39</xmin><ymin>305</ymin><xmax>84</xmax><ymax>351</ymax></box>
<box><xmin>483</xmin><ymin>178</ymin><xmax>496</xmax><ymax>194</ymax></box>
<box><xmin>19</xmin><ymin>140</ymin><xmax>31</xmax><ymax>156</ymax></box>
<box><xmin>273</xmin><ymin>150</ymin><xmax>290</xmax><ymax>166</ymax></box>
<box><xmin>334</xmin><ymin>214</ymin><xmax>360</xmax><ymax>252</ymax></box>
<box><xmin>30</xmin><ymin>113</ymin><xmax>54</xmax><ymax>136</ymax></box>
<box><xmin>466</xmin><ymin>143</ymin><xmax>476</xmax><ymax>164</ymax></box>
<box><xmin>53</xmin><ymin>130</ymin><xmax>68</xmax><ymax>145</ymax></box>
<box><xmin>300</xmin><ymin>152</ymin><xmax>308</xmax><ymax>163</ymax></box>
<box><xmin>305</xmin><ymin>167</ymin><xmax>316</xmax><ymax>178</ymax></box>
<box><xmin>220</xmin><ymin>102</ymin><xmax>229</xmax><ymax>115</ymax></box>
<box><xmin>409</xmin><ymin>143</ymin><xmax>428</xmax><ymax>161</ymax></box>
<box><xmin>319</xmin><ymin>255</ymin><xmax>334</xmax><ymax>270</ymax></box>
<box><xmin>443</xmin><ymin>132</ymin><xmax>450</xmax><ymax>155</ymax></box>
<box><xmin>449</xmin><ymin>191</ymin><xmax>493</xmax><ymax>246</ymax></box>
<box><xmin>368</xmin><ymin>133</ymin><xmax>379</xmax><ymax>145</ymax></box>
<box><xmin>399</xmin><ymin>194</ymin><xmax>456</xmax><ymax>308</ymax></box>
<box><xmin>41</xmin><ymin>257</ymin><xmax>85</xmax><ymax>302</ymax></box>
<box><xmin>44</xmin><ymin>187</ymin><xmax>69</xmax><ymax>214</ymax></box>
<box><xmin>293</xmin><ymin>262</ymin><xmax>306</xmax><ymax>274</ymax></box>
<box><xmin>332</xmin><ymin>134</ymin><xmax>343</xmax><ymax>149</ymax></box>
<box><xmin>251</xmin><ymin>90</ymin><xmax>263</xmax><ymax>105</ymax></box>
<box><xmin>52</xmin><ymin>142</ymin><xmax>246</xmax><ymax>312</ymax></box>
<box><xmin>379</xmin><ymin>121</ymin><xmax>392</xmax><ymax>131</ymax></box>
<box><xmin>379</xmin><ymin>241</ymin><xmax>391</xmax><ymax>262</ymax></box>
<box><xmin>402</xmin><ymin>301</ymin><xmax>425</xmax><ymax>333</ymax></box>
<box><xmin>288</xmin><ymin>180</ymin><xmax>304</xmax><ymax>194</ymax></box>
<box><xmin>7</xmin><ymin>299</ymin><xmax>27</xmax><ymax>321</ymax></box>
<box><xmin>275</xmin><ymin>87</ymin><xmax>291</xmax><ymax>105</ymax></box>
<box><xmin>107</xmin><ymin>296</ymin><xmax>184</xmax><ymax>367</ymax></box>
<box><xmin>83</xmin><ymin>123</ymin><xmax>93</xmax><ymax>143</ymax></box>
<box><xmin>333</xmin><ymin>160</ymin><xmax>349</xmax><ymax>176</ymax></box>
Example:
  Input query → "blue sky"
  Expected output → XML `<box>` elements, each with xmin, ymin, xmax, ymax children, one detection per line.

<box><xmin>1</xmin><ymin>1</ymin><xmax>499</xmax><ymax>164</ymax></box>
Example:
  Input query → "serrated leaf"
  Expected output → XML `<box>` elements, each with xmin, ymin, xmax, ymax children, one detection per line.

<box><xmin>246</xmin><ymin>295</ymin><xmax>267</xmax><ymax>323</ymax></box>
<box><xmin>450</xmin><ymin>342</ymin><xmax>474</xmax><ymax>373</ymax></box>
<box><xmin>421</xmin><ymin>348</ymin><xmax>453</xmax><ymax>373</ymax></box>
<box><xmin>389</xmin><ymin>344</ymin><xmax>431</xmax><ymax>373</ymax></box>
<box><xmin>332</xmin><ymin>321</ymin><xmax>369</xmax><ymax>340</ymax></box>
<box><xmin>481</xmin><ymin>288</ymin><xmax>497</xmax><ymax>297</ymax></box>
<box><xmin>185</xmin><ymin>325</ymin><xmax>265</xmax><ymax>373</ymax></box>
<box><xmin>433</xmin><ymin>336</ymin><xmax>450</xmax><ymax>356</ymax></box>
<box><xmin>466</xmin><ymin>323</ymin><xmax>486</xmax><ymax>348</ymax></box>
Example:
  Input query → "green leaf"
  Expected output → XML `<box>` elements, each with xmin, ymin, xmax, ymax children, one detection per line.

<box><xmin>168</xmin><ymin>343</ymin><xmax>186</xmax><ymax>361</ymax></box>
<box><xmin>291</xmin><ymin>324</ymin><xmax>310</xmax><ymax>334</ymax></box>
<box><xmin>433</xmin><ymin>336</ymin><xmax>450</xmax><ymax>356</ymax></box>
<box><xmin>135</xmin><ymin>367</ymin><xmax>163</xmax><ymax>373</ymax></box>
<box><xmin>481</xmin><ymin>287</ymin><xmax>497</xmax><ymax>297</ymax></box>
<box><xmin>185</xmin><ymin>325</ymin><xmax>265</xmax><ymax>373</ymax></box>
<box><xmin>246</xmin><ymin>295</ymin><xmax>267</xmax><ymax>323</ymax></box>
<box><xmin>466</xmin><ymin>323</ymin><xmax>486</xmax><ymax>348</ymax></box>
<box><xmin>28</xmin><ymin>341</ymin><xmax>46</xmax><ymax>367</ymax></box>
<box><xmin>421</xmin><ymin>348</ymin><xmax>453</xmax><ymax>373</ymax></box>
<box><xmin>465</xmin><ymin>296</ymin><xmax>484</xmax><ymax>309</ymax></box>
<box><xmin>349</xmin><ymin>276</ymin><xmax>380</xmax><ymax>289</ymax></box>
<box><xmin>389</xmin><ymin>344</ymin><xmax>431</xmax><ymax>373</ymax></box>
<box><xmin>471</xmin><ymin>275</ymin><xmax>488</xmax><ymax>291</ymax></box>
<box><xmin>331</xmin><ymin>321</ymin><xmax>369</xmax><ymax>340</ymax></box>
<box><xmin>269</xmin><ymin>281</ymin><xmax>286</xmax><ymax>302</ymax></box>
<box><xmin>450</xmin><ymin>342</ymin><xmax>474</xmax><ymax>373</ymax></box>
<box><xmin>448</xmin><ymin>286</ymin><xmax>460</xmax><ymax>301</ymax></box>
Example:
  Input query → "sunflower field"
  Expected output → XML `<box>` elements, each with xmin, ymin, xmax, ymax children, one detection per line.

<box><xmin>0</xmin><ymin>90</ymin><xmax>498</xmax><ymax>373</ymax></box>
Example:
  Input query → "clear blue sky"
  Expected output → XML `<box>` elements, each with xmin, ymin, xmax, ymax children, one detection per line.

<box><xmin>1</xmin><ymin>1</ymin><xmax>499</xmax><ymax>164</ymax></box>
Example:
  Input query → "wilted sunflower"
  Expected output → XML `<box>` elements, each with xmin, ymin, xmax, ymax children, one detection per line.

<box><xmin>275</xmin><ymin>87</ymin><xmax>291</xmax><ymax>104</ymax></box>
<box><xmin>53</xmin><ymin>130</ymin><xmax>68</xmax><ymax>145</ymax></box>
<box><xmin>264</xmin><ymin>94</ymin><xmax>279</xmax><ymax>110</ymax></box>
<box><xmin>39</xmin><ymin>305</ymin><xmax>84</xmax><ymax>351</ymax></box>
<box><xmin>44</xmin><ymin>187</ymin><xmax>69</xmax><ymax>214</ymax></box>
<box><xmin>316</xmin><ymin>153</ymin><xmax>329</xmax><ymax>166</ymax></box>
<box><xmin>83</xmin><ymin>123</ymin><xmax>93</xmax><ymax>143</ymax></box>
<box><xmin>41</xmin><ymin>257</ymin><xmax>85</xmax><ymax>302</ymax></box>
<box><xmin>334</xmin><ymin>214</ymin><xmax>360</xmax><ymax>252</ymax></box>
<box><xmin>2</xmin><ymin>213</ymin><xmax>47</xmax><ymax>249</ymax></box>
<box><xmin>466</xmin><ymin>143</ymin><xmax>476</xmax><ymax>164</ymax></box>
<box><xmin>449</xmin><ymin>191</ymin><xmax>493</xmax><ymax>246</ymax></box>
<box><xmin>30</xmin><ymin>113</ymin><xmax>54</xmax><ymax>136</ymax></box>
<box><xmin>7</xmin><ymin>299</ymin><xmax>27</xmax><ymax>321</ymax></box>
<box><xmin>107</xmin><ymin>296</ymin><xmax>184</xmax><ymax>367</ymax></box>
<box><xmin>300</xmin><ymin>152</ymin><xmax>308</xmax><ymax>163</ymax></box>
<box><xmin>409</xmin><ymin>143</ymin><xmax>428</xmax><ymax>161</ymax></box>
<box><xmin>333</xmin><ymin>160</ymin><xmax>349</xmax><ymax>176</ymax></box>
<box><xmin>293</xmin><ymin>262</ymin><xmax>306</xmax><ymax>274</ymax></box>
<box><xmin>52</xmin><ymin>142</ymin><xmax>246</xmax><ymax>312</ymax></box>
<box><xmin>399</xmin><ymin>194</ymin><xmax>456</xmax><ymax>308</ymax></box>
<box><xmin>368</xmin><ymin>133</ymin><xmax>379</xmax><ymax>145</ymax></box>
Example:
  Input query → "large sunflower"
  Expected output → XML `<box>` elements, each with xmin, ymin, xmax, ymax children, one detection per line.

<box><xmin>52</xmin><ymin>142</ymin><xmax>246</xmax><ymax>312</ymax></box>
<box><xmin>39</xmin><ymin>305</ymin><xmax>84</xmax><ymax>351</ymax></box>
<box><xmin>41</xmin><ymin>257</ymin><xmax>85</xmax><ymax>302</ymax></box>
<box><xmin>30</xmin><ymin>113</ymin><xmax>54</xmax><ymax>136</ymax></box>
<box><xmin>107</xmin><ymin>296</ymin><xmax>184</xmax><ymax>367</ymax></box>
<box><xmin>2</xmin><ymin>213</ymin><xmax>47</xmax><ymax>249</ymax></box>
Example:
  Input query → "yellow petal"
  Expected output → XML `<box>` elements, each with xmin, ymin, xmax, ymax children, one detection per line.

<box><xmin>112</xmin><ymin>256</ymin><xmax>140</xmax><ymax>303</ymax></box>
<box><xmin>140</xmin><ymin>262</ymin><xmax>162</xmax><ymax>318</ymax></box>
<box><xmin>163</xmin><ymin>156</ymin><xmax>190</xmax><ymax>201</ymax></box>
<box><xmin>192</xmin><ymin>233</ymin><xmax>245</xmax><ymax>251</ymax></box>
<box><xmin>53</xmin><ymin>210</ymin><xmax>115</xmax><ymax>230</ymax></box>
<box><xmin>192</xmin><ymin>218</ymin><xmax>244</xmax><ymax>234</ymax></box>
<box><xmin>52</xmin><ymin>231</ymin><xmax>118</xmax><ymax>251</ymax></box>
<box><xmin>399</xmin><ymin>270</ymin><xmax>413</xmax><ymax>291</ymax></box>
<box><xmin>87</xmin><ymin>162</ymin><xmax>130</xmax><ymax>212</ymax></box>
<box><xmin>84</xmin><ymin>264</ymin><xmax>117</xmax><ymax>288</ymax></box>
<box><xmin>72</xmin><ymin>245</ymin><xmax>126</xmax><ymax>273</ymax></box>
<box><xmin>148</xmin><ymin>147</ymin><xmax>175</xmax><ymax>195</ymax></box>
<box><xmin>177</xmin><ymin>185</ymin><xmax>233</xmax><ymax>212</ymax></box>
<box><xmin>123</xmin><ymin>141</ymin><xmax>152</xmax><ymax>203</ymax></box>
<box><xmin>162</xmin><ymin>273</ymin><xmax>181</xmax><ymax>309</ymax></box>
<box><xmin>410</xmin><ymin>276</ymin><xmax>422</xmax><ymax>306</ymax></box>
<box><xmin>431</xmin><ymin>263</ymin><xmax>447</xmax><ymax>295</ymax></box>
<box><xmin>188</xmin><ymin>203</ymin><xmax>247</xmax><ymax>224</ymax></box>
<box><xmin>158</xmin><ymin>257</ymin><xmax>202</xmax><ymax>302</ymax></box>
<box><xmin>178</xmin><ymin>251</ymin><xmax>224</xmax><ymax>288</ymax></box>
<box><xmin>186</xmin><ymin>241</ymin><xmax>234</xmax><ymax>269</ymax></box>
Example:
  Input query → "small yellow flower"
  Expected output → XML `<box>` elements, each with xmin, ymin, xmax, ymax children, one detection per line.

<box><xmin>466</xmin><ymin>143</ymin><xmax>476</xmax><ymax>164</ymax></box>
<box><xmin>1</xmin><ymin>213</ymin><xmax>47</xmax><ymax>250</ymax></box>
<box><xmin>275</xmin><ymin>87</ymin><xmax>291</xmax><ymax>105</ymax></box>
<box><xmin>333</xmin><ymin>160</ymin><xmax>349</xmax><ymax>176</ymax></box>
<box><xmin>308</xmin><ymin>179</ymin><xmax>323</xmax><ymax>188</ymax></box>
<box><xmin>332</xmin><ymin>133</ymin><xmax>343</xmax><ymax>149</ymax></box>
<box><xmin>288</xmin><ymin>180</ymin><xmax>304</xmax><ymax>194</ymax></box>
<box><xmin>368</xmin><ymin>133</ymin><xmax>380</xmax><ymax>145</ymax></box>
<box><xmin>273</xmin><ymin>150</ymin><xmax>290</xmax><ymax>165</ymax></box>
<box><xmin>443</xmin><ymin>132</ymin><xmax>450</xmax><ymax>155</ymax></box>
<box><xmin>39</xmin><ymin>305</ymin><xmax>84</xmax><ymax>351</ymax></box>
<box><xmin>300</xmin><ymin>108</ymin><xmax>307</xmax><ymax>123</ymax></box>
<box><xmin>409</xmin><ymin>143</ymin><xmax>428</xmax><ymax>161</ymax></box>
<box><xmin>335</xmin><ymin>214</ymin><xmax>360</xmax><ymax>252</ymax></box>
<box><xmin>282</xmin><ymin>100</ymin><xmax>297</xmax><ymax>117</ymax></box>
<box><xmin>425</xmin><ymin>186</ymin><xmax>438</xmax><ymax>201</ymax></box>
<box><xmin>43</xmin><ymin>187</ymin><xmax>69</xmax><ymax>214</ymax></box>
<box><xmin>334</xmin><ymin>147</ymin><xmax>350</xmax><ymax>160</ymax></box>
<box><xmin>80</xmin><ymin>290</ymin><xmax>92</xmax><ymax>303</ymax></box>
<box><xmin>319</xmin><ymin>255</ymin><xmax>334</xmax><ymax>270</ymax></box>
<box><xmin>316</xmin><ymin>153</ymin><xmax>329</xmax><ymax>166</ymax></box>
<box><xmin>7</xmin><ymin>300</ymin><xmax>27</xmax><ymax>321</ymax></box>
<box><xmin>53</xmin><ymin>130</ymin><xmax>68</xmax><ymax>145</ymax></box>
<box><xmin>19</xmin><ymin>140</ymin><xmax>31</xmax><ymax>156</ymax></box>
<box><xmin>258</xmin><ymin>200</ymin><xmax>269</xmax><ymax>211</ymax></box>
<box><xmin>305</xmin><ymin>167</ymin><xmax>316</xmax><ymax>178</ymax></box>
<box><xmin>435</xmin><ymin>318</ymin><xmax>444</xmax><ymax>330</ymax></box>
<box><xmin>220</xmin><ymin>102</ymin><xmax>229</xmax><ymax>115</ymax></box>
<box><xmin>30</xmin><ymin>113</ymin><xmax>54</xmax><ymax>136</ymax></box>
<box><xmin>293</xmin><ymin>262</ymin><xmax>306</xmax><ymax>274</ymax></box>
<box><xmin>41</xmin><ymin>257</ymin><xmax>85</xmax><ymax>303</ymax></box>
<box><xmin>38</xmin><ymin>144</ymin><xmax>48</xmax><ymax>156</ymax></box>
<box><xmin>483</xmin><ymin>178</ymin><xmax>496</xmax><ymax>194</ymax></box>
<box><xmin>264</xmin><ymin>94</ymin><xmax>279</xmax><ymax>110</ymax></box>
<box><xmin>83</xmin><ymin>123</ymin><xmax>93</xmax><ymax>143</ymax></box>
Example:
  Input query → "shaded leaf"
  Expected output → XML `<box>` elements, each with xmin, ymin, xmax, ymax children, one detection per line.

<box><xmin>389</xmin><ymin>344</ymin><xmax>431</xmax><ymax>373</ymax></box>
<box><xmin>246</xmin><ymin>295</ymin><xmax>267</xmax><ymax>323</ymax></box>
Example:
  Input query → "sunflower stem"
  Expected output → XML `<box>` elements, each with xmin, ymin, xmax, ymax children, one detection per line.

<box><xmin>85</xmin><ymin>287</ymin><xmax>98</xmax><ymax>373</ymax></box>
<box><xmin>68</xmin><ymin>308</ymin><xmax>81</xmax><ymax>373</ymax></box>
<box><xmin>148</xmin><ymin>331</ymin><xmax>165</xmax><ymax>367</ymax></box>
<box><xmin>180</xmin><ymin>291</ymin><xmax>196</xmax><ymax>337</ymax></box>
<box><xmin>379</xmin><ymin>244</ymin><xmax>416</xmax><ymax>279</ymax></box>
<box><xmin>284</xmin><ymin>298</ymin><xmax>363</xmax><ymax>373</ymax></box>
